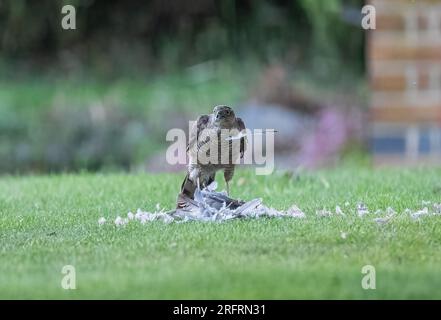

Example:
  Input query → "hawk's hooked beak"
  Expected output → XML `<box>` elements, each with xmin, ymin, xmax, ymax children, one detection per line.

<box><xmin>215</xmin><ymin>109</ymin><xmax>233</xmax><ymax>121</ymax></box>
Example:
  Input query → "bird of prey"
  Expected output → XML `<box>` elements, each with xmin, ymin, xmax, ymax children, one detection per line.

<box><xmin>177</xmin><ymin>105</ymin><xmax>246</xmax><ymax>207</ymax></box>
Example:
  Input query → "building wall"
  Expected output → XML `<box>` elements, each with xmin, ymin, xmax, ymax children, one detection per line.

<box><xmin>368</xmin><ymin>0</ymin><xmax>441</xmax><ymax>164</ymax></box>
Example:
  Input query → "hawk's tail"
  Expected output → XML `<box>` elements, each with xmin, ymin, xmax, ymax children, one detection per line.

<box><xmin>180</xmin><ymin>173</ymin><xmax>196</xmax><ymax>197</ymax></box>
<box><xmin>177</xmin><ymin>173</ymin><xmax>196</xmax><ymax>209</ymax></box>
<box><xmin>177</xmin><ymin>173</ymin><xmax>216</xmax><ymax>209</ymax></box>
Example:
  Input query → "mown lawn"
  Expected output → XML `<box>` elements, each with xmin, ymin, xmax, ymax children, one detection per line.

<box><xmin>1</xmin><ymin>167</ymin><xmax>441</xmax><ymax>299</ymax></box>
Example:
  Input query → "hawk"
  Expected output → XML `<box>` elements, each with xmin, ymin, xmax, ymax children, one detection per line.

<box><xmin>177</xmin><ymin>105</ymin><xmax>246</xmax><ymax>207</ymax></box>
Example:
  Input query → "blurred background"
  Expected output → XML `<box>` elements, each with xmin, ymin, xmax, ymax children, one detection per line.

<box><xmin>0</xmin><ymin>0</ymin><xmax>439</xmax><ymax>174</ymax></box>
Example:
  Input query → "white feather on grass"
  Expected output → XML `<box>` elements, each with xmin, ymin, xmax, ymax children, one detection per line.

<box><xmin>357</xmin><ymin>202</ymin><xmax>369</xmax><ymax>217</ymax></box>
<box><xmin>109</xmin><ymin>182</ymin><xmax>306</xmax><ymax>224</ymax></box>
<box><xmin>98</xmin><ymin>184</ymin><xmax>441</xmax><ymax>226</ymax></box>
<box><xmin>335</xmin><ymin>205</ymin><xmax>345</xmax><ymax>216</ymax></box>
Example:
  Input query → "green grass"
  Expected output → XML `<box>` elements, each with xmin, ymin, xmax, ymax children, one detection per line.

<box><xmin>1</xmin><ymin>167</ymin><xmax>441</xmax><ymax>299</ymax></box>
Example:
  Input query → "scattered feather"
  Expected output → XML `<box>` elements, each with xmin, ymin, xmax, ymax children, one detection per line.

<box><xmin>373</xmin><ymin>217</ymin><xmax>392</xmax><ymax>225</ymax></box>
<box><xmin>316</xmin><ymin>209</ymin><xmax>332</xmax><ymax>217</ymax></box>
<box><xmin>135</xmin><ymin>210</ymin><xmax>143</xmax><ymax>221</ymax></box>
<box><xmin>386</xmin><ymin>207</ymin><xmax>396</xmax><ymax>216</ymax></box>
<box><xmin>335</xmin><ymin>205</ymin><xmax>345</xmax><ymax>216</ymax></box>
<box><xmin>114</xmin><ymin>216</ymin><xmax>128</xmax><ymax>227</ymax></box>
<box><xmin>105</xmin><ymin>194</ymin><xmax>441</xmax><ymax>226</ymax></box>
<box><xmin>98</xmin><ymin>217</ymin><xmax>106</xmax><ymax>225</ymax></box>
<box><xmin>410</xmin><ymin>207</ymin><xmax>429</xmax><ymax>220</ymax></box>
<box><xmin>206</xmin><ymin>181</ymin><xmax>218</xmax><ymax>192</ymax></box>
<box><xmin>286</xmin><ymin>205</ymin><xmax>306</xmax><ymax>218</ymax></box>
<box><xmin>224</xmin><ymin>131</ymin><xmax>248</xmax><ymax>141</ymax></box>
<box><xmin>112</xmin><ymin>182</ymin><xmax>307</xmax><ymax>224</ymax></box>
<box><xmin>357</xmin><ymin>202</ymin><xmax>369</xmax><ymax>217</ymax></box>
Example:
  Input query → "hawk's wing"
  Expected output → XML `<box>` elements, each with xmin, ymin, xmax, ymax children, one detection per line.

<box><xmin>187</xmin><ymin>114</ymin><xmax>210</xmax><ymax>153</ymax></box>
<box><xmin>236</xmin><ymin>117</ymin><xmax>247</xmax><ymax>158</ymax></box>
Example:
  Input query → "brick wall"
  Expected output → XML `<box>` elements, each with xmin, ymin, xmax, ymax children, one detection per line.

<box><xmin>368</xmin><ymin>0</ymin><xmax>441</xmax><ymax>164</ymax></box>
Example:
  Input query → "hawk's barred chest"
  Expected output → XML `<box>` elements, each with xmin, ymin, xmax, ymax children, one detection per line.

<box><xmin>195</xmin><ymin>125</ymin><xmax>242</xmax><ymax>166</ymax></box>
